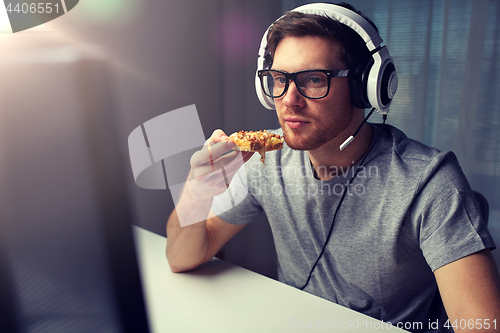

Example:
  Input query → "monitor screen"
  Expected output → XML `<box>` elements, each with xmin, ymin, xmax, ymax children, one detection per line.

<box><xmin>0</xmin><ymin>46</ymin><xmax>150</xmax><ymax>333</ymax></box>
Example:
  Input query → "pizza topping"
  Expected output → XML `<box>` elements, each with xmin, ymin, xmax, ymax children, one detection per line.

<box><xmin>228</xmin><ymin>130</ymin><xmax>284</xmax><ymax>164</ymax></box>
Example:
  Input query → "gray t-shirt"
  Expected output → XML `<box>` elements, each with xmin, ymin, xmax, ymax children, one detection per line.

<box><xmin>211</xmin><ymin>124</ymin><xmax>495</xmax><ymax>332</ymax></box>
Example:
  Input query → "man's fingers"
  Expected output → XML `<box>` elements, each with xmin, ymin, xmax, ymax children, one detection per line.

<box><xmin>207</xmin><ymin>140</ymin><xmax>236</xmax><ymax>162</ymax></box>
<box><xmin>210</xmin><ymin>129</ymin><xmax>229</xmax><ymax>142</ymax></box>
<box><xmin>207</xmin><ymin>142</ymin><xmax>215</xmax><ymax>172</ymax></box>
<box><xmin>190</xmin><ymin>141</ymin><xmax>232</xmax><ymax>167</ymax></box>
<box><xmin>188</xmin><ymin>129</ymin><xmax>254</xmax><ymax>192</ymax></box>
<box><xmin>190</xmin><ymin>150</ymin><xmax>244</xmax><ymax>180</ymax></box>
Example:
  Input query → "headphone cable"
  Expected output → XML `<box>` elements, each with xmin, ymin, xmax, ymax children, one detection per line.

<box><xmin>300</xmin><ymin>113</ymin><xmax>387</xmax><ymax>291</ymax></box>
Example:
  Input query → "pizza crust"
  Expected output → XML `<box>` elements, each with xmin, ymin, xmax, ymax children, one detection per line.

<box><xmin>228</xmin><ymin>130</ymin><xmax>284</xmax><ymax>164</ymax></box>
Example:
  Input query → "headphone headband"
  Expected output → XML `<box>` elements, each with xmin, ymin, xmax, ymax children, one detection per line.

<box><xmin>255</xmin><ymin>3</ymin><xmax>398</xmax><ymax>114</ymax></box>
<box><xmin>291</xmin><ymin>3</ymin><xmax>382</xmax><ymax>51</ymax></box>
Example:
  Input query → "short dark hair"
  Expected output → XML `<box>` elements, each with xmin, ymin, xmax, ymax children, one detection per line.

<box><xmin>266</xmin><ymin>3</ymin><xmax>378</xmax><ymax>69</ymax></box>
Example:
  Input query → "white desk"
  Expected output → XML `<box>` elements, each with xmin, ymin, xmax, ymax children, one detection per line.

<box><xmin>133</xmin><ymin>226</ymin><xmax>408</xmax><ymax>333</ymax></box>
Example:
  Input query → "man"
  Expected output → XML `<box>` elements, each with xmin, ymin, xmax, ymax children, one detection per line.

<box><xmin>167</xmin><ymin>3</ymin><xmax>500</xmax><ymax>332</ymax></box>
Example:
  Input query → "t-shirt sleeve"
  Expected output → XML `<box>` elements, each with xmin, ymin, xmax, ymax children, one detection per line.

<box><xmin>211</xmin><ymin>161</ymin><xmax>263</xmax><ymax>225</ymax></box>
<box><xmin>412</xmin><ymin>152</ymin><xmax>496</xmax><ymax>271</ymax></box>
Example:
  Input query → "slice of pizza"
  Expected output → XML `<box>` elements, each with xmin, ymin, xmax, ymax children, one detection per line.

<box><xmin>228</xmin><ymin>130</ymin><xmax>284</xmax><ymax>164</ymax></box>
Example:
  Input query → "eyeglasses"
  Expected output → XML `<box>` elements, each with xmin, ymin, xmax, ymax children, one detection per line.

<box><xmin>257</xmin><ymin>69</ymin><xmax>349</xmax><ymax>100</ymax></box>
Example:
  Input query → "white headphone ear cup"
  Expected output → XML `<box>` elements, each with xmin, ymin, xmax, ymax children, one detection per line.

<box><xmin>379</xmin><ymin>62</ymin><xmax>397</xmax><ymax>108</ymax></box>
<box><xmin>366</xmin><ymin>46</ymin><xmax>397</xmax><ymax>114</ymax></box>
<box><xmin>256</xmin><ymin>34</ymin><xmax>275</xmax><ymax>110</ymax></box>
<box><xmin>255</xmin><ymin>71</ymin><xmax>275</xmax><ymax>109</ymax></box>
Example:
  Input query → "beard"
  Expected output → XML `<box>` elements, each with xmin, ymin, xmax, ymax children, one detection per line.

<box><xmin>278</xmin><ymin>108</ymin><xmax>353</xmax><ymax>151</ymax></box>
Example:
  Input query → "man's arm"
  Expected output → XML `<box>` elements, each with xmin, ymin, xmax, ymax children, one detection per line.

<box><xmin>165</xmin><ymin>129</ymin><xmax>252</xmax><ymax>273</ymax></box>
<box><xmin>435</xmin><ymin>249</ymin><xmax>500</xmax><ymax>332</ymax></box>
<box><xmin>166</xmin><ymin>208</ymin><xmax>245</xmax><ymax>273</ymax></box>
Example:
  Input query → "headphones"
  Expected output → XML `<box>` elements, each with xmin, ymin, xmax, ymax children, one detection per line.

<box><xmin>255</xmin><ymin>3</ymin><xmax>398</xmax><ymax>114</ymax></box>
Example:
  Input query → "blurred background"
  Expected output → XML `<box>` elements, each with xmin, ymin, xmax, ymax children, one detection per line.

<box><xmin>0</xmin><ymin>0</ymin><xmax>499</xmax><ymax>330</ymax></box>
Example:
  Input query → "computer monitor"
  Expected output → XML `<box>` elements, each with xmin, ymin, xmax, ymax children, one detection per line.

<box><xmin>0</xmin><ymin>45</ymin><xmax>150</xmax><ymax>333</ymax></box>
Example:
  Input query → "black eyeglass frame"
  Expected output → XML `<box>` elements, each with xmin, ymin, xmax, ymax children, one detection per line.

<box><xmin>257</xmin><ymin>69</ymin><xmax>350</xmax><ymax>100</ymax></box>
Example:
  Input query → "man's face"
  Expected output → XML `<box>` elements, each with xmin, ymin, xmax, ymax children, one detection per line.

<box><xmin>272</xmin><ymin>35</ymin><xmax>355</xmax><ymax>151</ymax></box>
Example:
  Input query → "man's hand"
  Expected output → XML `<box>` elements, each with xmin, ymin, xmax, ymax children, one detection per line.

<box><xmin>186</xmin><ymin>129</ymin><xmax>253</xmax><ymax>200</ymax></box>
